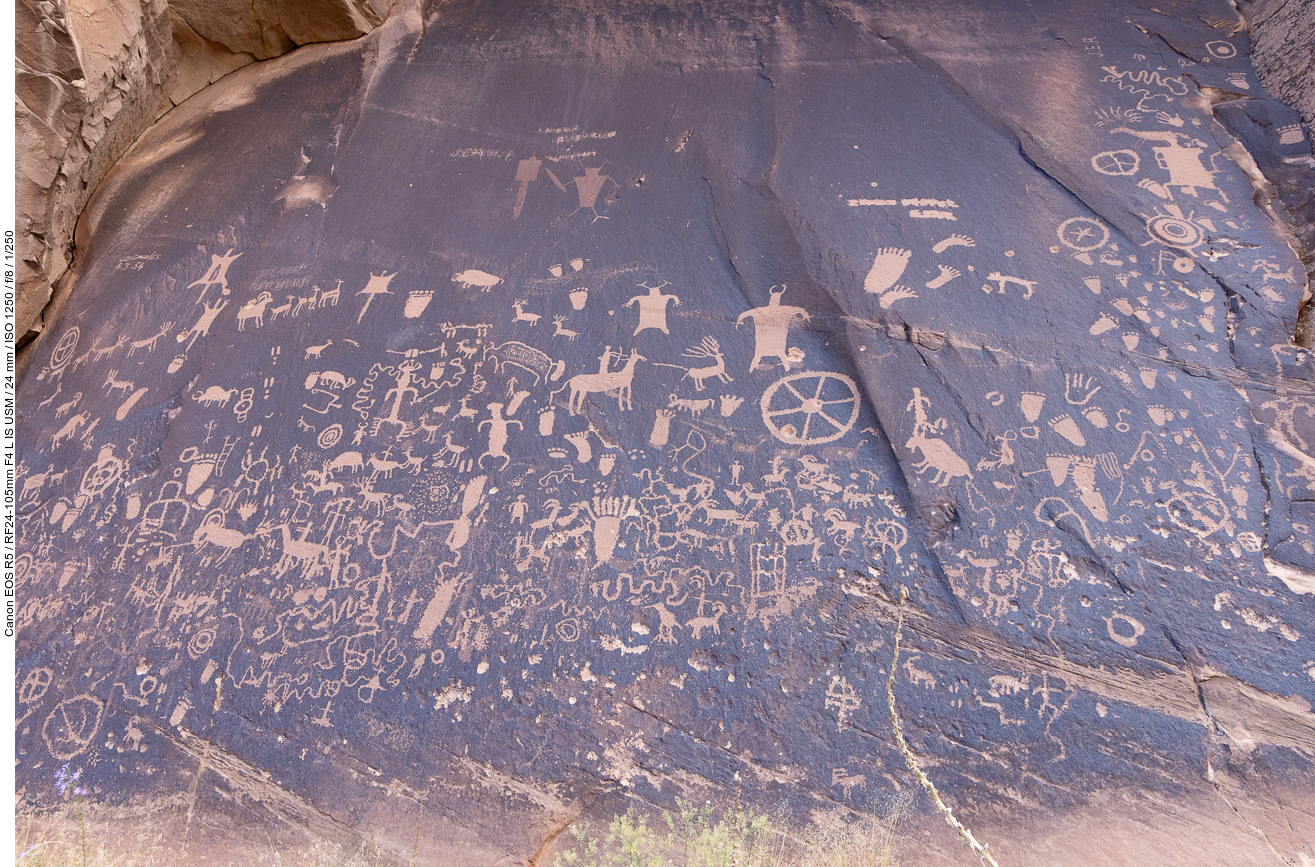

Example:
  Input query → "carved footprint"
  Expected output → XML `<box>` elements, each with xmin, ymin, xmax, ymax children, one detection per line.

<box><xmin>1083</xmin><ymin>408</ymin><xmax>1109</xmax><ymax>429</ymax></box>
<box><xmin>932</xmin><ymin>233</ymin><xmax>976</xmax><ymax>254</ymax></box>
<box><xmin>1090</xmin><ymin>314</ymin><xmax>1117</xmax><ymax>335</ymax></box>
<box><xmin>864</xmin><ymin>248</ymin><xmax>912</xmax><ymax>294</ymax></box>
<box><xmin>1050</xmin><ymin>414</ymin><xmax>1086</xmax><ymax>447</ymax></box>
<box><xmin>1122</xmin><ymin>333</ymin><xmax>1139</xmax><ymax>350</ymax></box>
<box><xmin>925</xmin><ymin>265</ymin><xmax>961</xmax><ymax>289</ymax></box>
<box><xmin>564</xmin><ymin>431</ymin><xmax>592</xmax><ymax>462</ymax></box>
<box><xmin>878</xmin><ymin>286</ymin><xmax>918</xmax><ymax>308</ymax></box>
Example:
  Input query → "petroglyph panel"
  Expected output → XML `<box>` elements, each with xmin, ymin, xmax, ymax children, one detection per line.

<box><xmin>14</xmin><ymin>0</ymin><xmax>1315</xmax><ymax>863</ymax></box>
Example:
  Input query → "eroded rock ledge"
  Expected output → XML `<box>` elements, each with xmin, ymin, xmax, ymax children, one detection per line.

<box><xmin>15</xmin><ymin>0</ymin><xmax>395</xmax><ymax>342</ymax></box>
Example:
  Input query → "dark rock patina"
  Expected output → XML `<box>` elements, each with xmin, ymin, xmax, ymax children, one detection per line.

<box><xmin>16</xmin><ymin>1</ymin><xmax>1315</xmax><ymax>863</ymax></box>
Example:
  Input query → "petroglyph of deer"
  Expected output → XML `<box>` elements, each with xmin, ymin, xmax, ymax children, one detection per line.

<box><xmin>511</xmin><ymin>300</ymin><xmax>541</xmax><ymax>326</ymax></box>
<box><xmin>357</xmin><ymin>480</ymin><xmax>390</xmax><ymax>516</ymax></box>
<box><xmin>20</xmin><ymin>465</ymin><xmax>56</xmax><ymax>501</ymax></box>
<box><xmin>437</xmin><ymin>431</ymin><xmax>468</xmax><ymax>467</ymax></box>
<box><xmin>831</xmin><ymin>769</ymin><xmax>866</xmax><ymax>801</ymax></box>
<box><xmin>265</xmin><ymin>523</ymin><xmax>332</xmax><ymax>578</ymax></box>
<box><xmin>668</xmin><ymin>394</ymin><xmax>713</xmax><ymax>416</ymax></box>
<box><xmin>269</xmin><ymin>295</ymin><xmax>296</xmax><ymax>322</ymax></box>
<box><xmin>823</xmin><ymin>508</ymin><xmax>862</xmax><ymax>544</ymax></box>
<box><xmin>89</xmin><ymin>335</ymin><xmax>128</xmax><ymax>362</ymax></box>
<box><xmin>192</xmin><ymin>519</ymin><xmax>252</xmax><ymax>563</ymax></box>
<box><xmin>303</xmin><ymin>466</ymin><xmax>344</xmax><ymax>496</ymax></box>
<box><xmin>402</xmin><ymin>446</ymin><xmax>428</xmax><ymax>475</ymax></box>
<box><xmin>552</xmin><ymin>316</ymin><xmax>578</xmax><ymax>341</ymax></box>
<box><xmin>103</xmin><ymin>370</ymin><xmax>136</xmax><ymax>399</ymax></box>
<box><xmin>319</xmin><ymin>280</ymin><xmax>342</xmax><ymax>308</ymax></box>
<box><xmin>324</xmin><ymin>451</ymin><xmax>364</xmax><ymax>475</ymax></box>
<box><xmin>54</xmin><ymin>393</ymin><xmax>83</xmax><ymax>419</ymax></box>
<box><xmin>367</xmin><ymin>451</ymin><xmax>402</xmax><ymax>481</ymax></box>
<box><xmin>127</xmin><ymin>322</ymin><xmax>174</xmax><ymax>357</ymax></box>
<box><xmin>655</xmin><ymin>337</ymin><xmax>733</xmax><ymax>391</ymax></box>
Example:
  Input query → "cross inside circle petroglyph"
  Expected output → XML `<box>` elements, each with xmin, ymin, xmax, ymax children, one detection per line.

<box><xmin>1056</xmin><ymin>217</ymin><xmax>1110</xmax><ymax>252</ymax></box>
<box><xmin>42</xmin><ymin>695</ymin><xmax>104</xmax><ymax>760</ymax></box>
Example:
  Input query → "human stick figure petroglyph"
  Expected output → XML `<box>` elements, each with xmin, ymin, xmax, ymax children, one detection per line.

<box><xmin>187</xmin><ymin>249</ymin><xmax>243</xmax><ymax>301</ymax></box>
<box><xmin>176</xmin><ymin>297</ymin><xmax>229</xmax><ymax>352</ymax></box>
<box><xmin>546</xmin><ymin>165</ymin><xmax>616</xmax><ymax>220</ymax></box>
<box><xmin>737</xmin><ymin>286</ymin><xmax>809</xmax><ymax>371</ymax></box>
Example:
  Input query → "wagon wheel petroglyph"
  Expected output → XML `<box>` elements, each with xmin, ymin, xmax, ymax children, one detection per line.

<box><xmin>760</xmin><ymin>372</ymin><xmax>860</xmax><ymax>445</ymax></box>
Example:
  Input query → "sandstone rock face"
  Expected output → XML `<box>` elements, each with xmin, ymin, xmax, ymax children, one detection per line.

<box><xmin>15</xmin><ymin>2</ymin><xmax>1315</xmax><ymax>865</ymax></box>
<box><xmin>1244</xmin><ymin>0</ymin><xmax>1315</xmax><ymax>127</ymax></box>
<box><xmin>14</xmin><ymin>0</ymin><xmax>386</xmax><ymax>344</ymax></box>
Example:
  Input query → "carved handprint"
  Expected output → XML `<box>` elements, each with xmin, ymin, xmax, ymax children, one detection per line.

<box><xmin>1064</xmin><ymin>373</ymin><xmax>1102</xmax><ymax>405</ymax></box>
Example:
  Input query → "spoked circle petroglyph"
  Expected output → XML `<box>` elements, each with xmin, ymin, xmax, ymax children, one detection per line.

<box><xmin>760</xmin><ymin>372</ymin><xmax>860</xmax><ymax>445</ymax></box>
<box><xmin>1091</xmin><ymin>149</ymin><xmax>1140</xmax><ymax>176</ymax></box>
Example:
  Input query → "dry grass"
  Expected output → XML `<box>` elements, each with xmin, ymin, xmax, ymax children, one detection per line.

<box><xmin>554</xmin><ymin>795</ymin><xmax>909</xmax><ymax>867</ymax></box>
<box><xmin>14</xmin><ymin>807</ymin><xmax>380</xmax><ymax>867</ymax></box>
